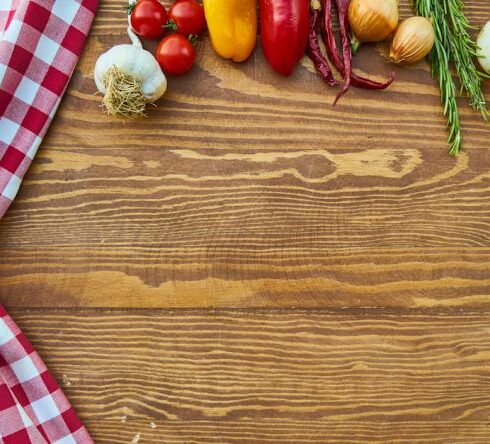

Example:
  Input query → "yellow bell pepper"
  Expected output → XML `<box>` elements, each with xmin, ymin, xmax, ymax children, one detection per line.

<box><xmin>203</xmin><ymin>0</ymin><xmax>257</xmax><ymax>62</ymax></box>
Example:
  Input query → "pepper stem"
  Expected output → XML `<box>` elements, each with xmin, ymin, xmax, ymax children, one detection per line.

<box><xmin>310</xmin><ymin>0</ymin><xmax>321</xmax><ymax>10</ymax></box>
<box><xmin>350</xmin><ymin>34</ymin><xmax>361</xmax><ymax>55</ymax></box>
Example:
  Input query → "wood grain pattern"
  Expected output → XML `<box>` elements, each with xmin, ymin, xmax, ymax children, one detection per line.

<box><xmin>0</xmin><ymin>32</ymin><xmax>489</xmax><ymax>306</ymax></box>
<box><xmin>1</xmin><ymin>0</ymin><xmax>489</xmax><ymax>441</ymax></box>
<box><xmin>9</xmin><ymin>309</ymin><xmax>490</xmax><ymax>443</ymax></box>
<box><xmin>1</xmin><ymin>247</ymin><xmax>489</xmax><ymax>308</ymax></box>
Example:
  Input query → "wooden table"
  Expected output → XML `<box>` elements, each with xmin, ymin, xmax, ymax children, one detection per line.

<box><xmin>1</xmin><ymin>0</ymin><xmax>490</xmax><ymax>442</ymax></box>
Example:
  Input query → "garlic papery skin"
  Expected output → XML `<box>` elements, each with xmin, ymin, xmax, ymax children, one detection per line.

<box><xmin>477</xmin><ymin>21</ymin><xmax>490</xmax><ymax>74</ymax></box>
<box><xmin>94</xmin><ymin>27</ymin><xmax>167</xmax><ymax>118</ymax></box>
<box><xmin>390</xmin><ymin>16</ymin><xmax>435</xmax><ymax>64</ymax></box>
<box><xmin>95</xmin><ymin>40</ymin><xmax>167</xmax><ymax>102</ymax></box>
<box><xmin>349</xmin><ymin>0</ymin><xmax>398</xmax><ymax>43</ymax></box>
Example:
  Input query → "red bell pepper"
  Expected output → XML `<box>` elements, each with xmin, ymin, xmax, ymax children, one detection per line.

<box><xmin>260</xmin><ymin>0</ymin><xmax>309</xmax><ymax>76</ymax></box>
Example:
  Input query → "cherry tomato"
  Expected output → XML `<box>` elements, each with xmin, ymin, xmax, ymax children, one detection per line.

<box><xmin>167</xmin><ymin>0</ymin><xmax>206</xmax><ymax>37</ymax></box>
<box><xmin>157</xmin><ymin>34</ymin><xmax>196</xmax><ymax>75</ymax></box>
<box><xmin>130</xmin><ymin>0</ymin><xmax>168</xmax><ymax>40</ymax></box>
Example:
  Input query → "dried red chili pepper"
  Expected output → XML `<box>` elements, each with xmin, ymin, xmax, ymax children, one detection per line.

<box><xmin>350</xmin><ymin>69</ymin><xmax>395</xmax><ymax>91</ymax></box>
<box><xmin>321</xmin><ymin>0</ymin><xmax>344</xmax><ymax>72</ymax></box>
<box><xmin>307</xmin><ymin>0</ymin><xmax>337</xmax><ymax>87</ymax></box>
<box><xmin>321</xmin><ymin>0</ymin><xmax>394</xmax><ymax>95</ymax></box>
<box><xmin>333</xmin><ymin>0</ymin><xmax>351</xmax><ymax>103</ymax></box>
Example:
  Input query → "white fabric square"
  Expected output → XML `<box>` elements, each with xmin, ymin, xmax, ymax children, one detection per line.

<box><xmin>34</xmin><ymin>34</ymin><xmax>60</xmax><ymax>65</ymax></box>
<box><xmin>0</xmin><ymin>318</ymin><xmax>15</xmax><ymax>346</ymax></box>
<box><xmin>0</xmin><ymin>1</ymin><xmax>13</xmax><ymax>11</ymax></box>
<box><xmin>52</xmin><ymin>0</ymin><xmax>80</xmax><ymax>24</ymax></box>
<box><xmin>3</xmin><ymin>174</ymin><xmax>21</xmax><ymax>200</ymax></box>
<box><xmin>10</xmin><ymin>355</ymin><xmax>39</xmax><ymax>383</ymax></box>
<box><xmin>3</xmin><ymin>19</ymin><xmax>22</xmax><ymax>44</ymax></box>
<box><xmin>31</xmin><ymin>394</ymin><xmax>60</xmax><ymax>423</ymax></box>
<box><xmin>0</xmin><ymin>117</ymin><xmax>20</xmax><ymax>145</ymax></box>
<box><xmin>15</xmin><ymin>76</ymin><xmax>39</xmax><ymax>104</ymax></box>
<box><xmin>54</xmin><ymin>434</ymin><xmax>77</xmax><ymax>444</ymax></box>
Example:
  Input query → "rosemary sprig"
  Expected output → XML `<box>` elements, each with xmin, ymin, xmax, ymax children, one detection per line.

<box><xmin>413</xmin><ymin>0</ymin><xmax>488</xmax><ymax>156</ymax></box>
<box><xmin>446</xmin><ymin>0</ymin><xmax>488</xmax><ymax>119</ymax></box>
<box><xmin>414</xmin><ymin>0</ymin><xmax>461</xmax><ymax>156</ymax></box>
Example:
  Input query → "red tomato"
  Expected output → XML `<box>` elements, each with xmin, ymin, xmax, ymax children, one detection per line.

<box><xmin>167</xmin><ymin>0</ymin><xmax>206</xmax><ymax>37</ymax></box>
<box><xmin>130</xmin><ymin>0</ymin><xmax>168</xmax><ymax>40</ymax></box>
<box><xmin>157</xmin><ymin>34</ymin><xmax>196</xmax><ymax>75</ymax></box>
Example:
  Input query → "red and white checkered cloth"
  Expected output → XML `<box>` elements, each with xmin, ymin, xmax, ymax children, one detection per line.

<box><xmin>0</xmin><ymin>0</ymin><xmax>98</xmax><ymax>442</ymax></box>
<box><xmin>0</xmin><ymin>0</ymin><xmax>98</xmax><ymax>219</ymax></box>
<box><xmin>0</xmin><ymin>305</ymin><xmax>93</xmax><ymax>443</ymax></box>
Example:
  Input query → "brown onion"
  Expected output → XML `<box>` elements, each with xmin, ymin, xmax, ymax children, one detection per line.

<box><xmin>349</xmin><ymin>0</ymin><xmax>399</xmax><ymax>44</ymax></box>
<box><xmin>390</xmin><ymin>16</ymin><xmax>435</xmax><ymax>64</ymax></box>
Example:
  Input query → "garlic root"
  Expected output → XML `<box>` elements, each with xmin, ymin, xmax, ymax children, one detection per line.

<box><xmin>102</xmin><ymin>66</ymin><xmax>146</xmax><ymax>119</ymax></box>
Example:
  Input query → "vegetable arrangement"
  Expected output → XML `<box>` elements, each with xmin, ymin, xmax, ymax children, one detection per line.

<box><xmin>316</xmin><ymin>0</ymin><xmax>395</xmax><ymax>102</ymax></box>
<box><xmin>94</xmin><ymin>25</ymin><xmax>167</xmax><ymax>118</ymax></box>
<box><xmin>95</xmin><ymin>0</ymin><xmax>205</xmax><ymax>118</ymax></box>
<box><xmin>94</xmin><ymin>0</ymin><xmax>489</xmax><ymax>156</ymax></box>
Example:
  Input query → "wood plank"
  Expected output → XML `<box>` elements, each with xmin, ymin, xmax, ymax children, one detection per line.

<box><xmin>79</xmin><ymin>419</ymin><xmax>490</xmax><ymax>443</ymax></box>
<box><xmin>1</xmin><ymin>247</ymin><xmax>489</xmax><ymax>308</ymax></box>
<box><xmin>8</xmin><ymin>309</ymin><xmax>490</xmax><ymax>442</ymax></box>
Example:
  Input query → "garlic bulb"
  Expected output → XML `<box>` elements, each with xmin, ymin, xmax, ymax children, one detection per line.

<box><xmin>390</xmin><ymin>16</ymin><xmax>435</xmax><ymax>64</ymax></box>
<box><xmin>349</xmin><ymin>0</ymin><xmax>399</xmax><ymax>43</ymax></box>
<box><xmin>94</xmin><ymin>27</ymin><xmax>167</xmax><ymax>118</ymax></box>
<box><xmin>477</xmin><ymin>20</ymin><xmax>490</xmax><ymax>74</ymax></box>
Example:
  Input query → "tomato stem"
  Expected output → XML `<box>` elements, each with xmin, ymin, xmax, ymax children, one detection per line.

<box><xmin>163</xmin><ymin>20</ymin><xmax>178</xmax><ymax>32</ymax></box>
<box><xmin>188</xmin><ymin>34</ymin><xmax>198</xmax><ymax>46</ymax></box>
<box><xmin>125</xmin><ymin>1</ymin><xmax>135</xmax><ymax>15</ymax></box>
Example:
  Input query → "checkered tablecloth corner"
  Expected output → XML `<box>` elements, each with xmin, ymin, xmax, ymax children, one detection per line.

<box><xmin>0</xmin><ymin>0</ymin><xmax>98</xmax><ymax>219</ymax></box>
<box><xmin>0</xmin><ymin>305</ymin><xmax>93</xmax><ymax>443</ymax></box>
<box><xmin>1</xmin><ymin>0</ymin><xmax>98</xmax><ymax>441</ymax></box>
